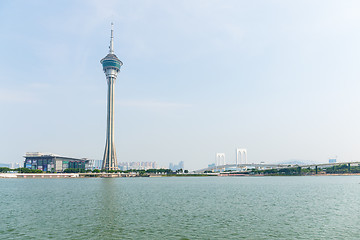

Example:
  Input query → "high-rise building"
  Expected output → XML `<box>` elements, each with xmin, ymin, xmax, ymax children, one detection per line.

<box><xmin>101</xmin><ymin>23</ymin><xmax>123</xmax><ymax>170</ymax></box>
<box><xmin>118</xmin><ymin>162</ymin><xmax>158</xmax><ymax>171</ymax></box>
<box><xmin>169</xmin><ymin>161</ymin><xmax>185</xmax><ymax>171</ymax></box>
<box><xmin>88</xmin><ymin>159</ymin><xmax>103</xmax><ymax>170</ymax></box>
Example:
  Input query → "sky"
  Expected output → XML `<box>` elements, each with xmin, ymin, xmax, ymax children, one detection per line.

<box><xmin>1</xmin><ymin>0</ymin><xmax>360</xmax><ymax>170</ymax></box>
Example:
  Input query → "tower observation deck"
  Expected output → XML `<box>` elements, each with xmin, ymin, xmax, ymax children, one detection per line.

<box><xmin>101</xmin><ymin>23</ymin><xmax>123</xmax><ymax>170</ymax></box>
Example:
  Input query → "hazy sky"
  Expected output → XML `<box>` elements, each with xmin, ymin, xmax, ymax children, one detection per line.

<box><xmin>1</xmin><ymin>0</ymin><xmax>360</xmax><ymax>170</ymax></box>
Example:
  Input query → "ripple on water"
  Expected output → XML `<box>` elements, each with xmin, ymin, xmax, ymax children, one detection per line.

<box><xmin>1</xmin><ymin>176</ymin><xmax>360</xmax><ymax>239</ymax></box>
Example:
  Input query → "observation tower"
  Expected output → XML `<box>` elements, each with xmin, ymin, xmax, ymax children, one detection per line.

<box><xmin>100</xmin><ymin>23</ymin><xmax>123</xmax><ymax>170</ymax></box>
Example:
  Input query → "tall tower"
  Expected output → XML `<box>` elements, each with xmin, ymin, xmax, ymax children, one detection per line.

<box><xmin>101</xmin><ymin>23</ymin><xmax>123</xmax><ymax>170</ymax></box>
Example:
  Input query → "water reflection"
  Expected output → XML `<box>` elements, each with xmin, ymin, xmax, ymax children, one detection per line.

<box><xmin>94</xmin><ymin>179</ymin><xmax>124</xmax><ymax>238</ymax></box>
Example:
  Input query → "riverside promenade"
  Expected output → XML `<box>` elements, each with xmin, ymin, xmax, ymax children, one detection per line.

<box><xmin>0</xmin><ymin>172</ymin><xmax>139</xmax><ymax>178</ymax></box>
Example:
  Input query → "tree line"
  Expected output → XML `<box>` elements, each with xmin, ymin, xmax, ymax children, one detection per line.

<box><xmin>251</xmin><ymin>164</ymin><xmax>360</xmax><ymax>175</ymax></box>
<box><xmin>0</xmin><ymin>167</ymin><xmax>43</xmax><ymax>173</ymax></box>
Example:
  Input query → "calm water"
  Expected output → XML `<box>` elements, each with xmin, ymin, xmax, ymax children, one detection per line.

<box><xmin>1</xmin><ymin>176</ymin><xmax>359</xmax><ymax>239</ymax></box>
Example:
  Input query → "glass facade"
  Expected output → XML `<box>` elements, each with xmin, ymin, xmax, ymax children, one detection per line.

<box><xmin>102</xmin><ymin>59</ymin><xmax>121</xmax><ymax>69</ymax></box>
<box><xmin>24</xmin><ymin>155</ymin><xmax>90</xmax><ymax>172</ymax></box>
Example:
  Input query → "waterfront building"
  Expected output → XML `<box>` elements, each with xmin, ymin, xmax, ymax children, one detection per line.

<box><xmin>23</xmin><ymin>152</ymin><xmax>91</xmax><ymax>172</ymax></box>
<box><xmin>101</xmin><ymin>23</ymin><xmax>123</xmax><ymax>170</ymax></box>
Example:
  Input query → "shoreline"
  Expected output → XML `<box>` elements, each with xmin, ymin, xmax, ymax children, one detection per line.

<box><xmin>1</xmin><ymin>172</ymin><xmax>360</xmax><ymax>178</ymax></box>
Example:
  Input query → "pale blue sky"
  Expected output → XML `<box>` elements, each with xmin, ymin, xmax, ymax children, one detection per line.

<box><xmin>1</xmin><ymin>0</ymin><xmax>360</xmax><ymax>169</ymax></box>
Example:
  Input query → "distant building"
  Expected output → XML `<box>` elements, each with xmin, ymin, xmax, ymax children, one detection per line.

<box><xmin>0</xmin><ymin>163</ymin><xmax>11</xmax><ymax>168</ymax></box>
<box><xmin>23</xmin><ymin>152</ymin><xmax>92</xmax><ymax>172</ymax></box>
<box><xmin>118</xmin><ymin>161</ymin><xmax>157</xmax><ymax>171</ymax></box>
<box><xmin>208</xmin><ymin>163</ymin><xmax>216</xmax><ymax>168</ymax></box>
<box><xmin>11</xmin><ymin>163</ymin><xmax>22</xmax><ymax>169</ymax></box>
<box><xmin>88</xmin><ymin>159</ymin><xmax>103</xmax><ymax>170</ymax></box>
<box><xmin>169</xmin><ymin>161</ymin><xmax>184</xmax><ymax>171</ymax></box>
<box><xmin>329</xmin><ymin>158</ymin><xmax>337</xmax><ymax>163</ymax></box>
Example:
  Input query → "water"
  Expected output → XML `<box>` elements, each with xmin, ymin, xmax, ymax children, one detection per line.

<box><xmin>1</xmin><ymin>176</ymin><xmax>359</xmax><ymax>239</ymax></box>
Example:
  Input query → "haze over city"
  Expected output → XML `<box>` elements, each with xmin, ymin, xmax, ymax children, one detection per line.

<box><xmin>1</xmin><ymin>0</ymin><xmax>360</xmax><ymax>170</ymax></box>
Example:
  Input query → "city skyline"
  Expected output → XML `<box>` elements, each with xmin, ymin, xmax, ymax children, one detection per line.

<box><xmin>1</xmin><ymin>1</ymin><xmax>360</xmax><ymax>170</ymax></box>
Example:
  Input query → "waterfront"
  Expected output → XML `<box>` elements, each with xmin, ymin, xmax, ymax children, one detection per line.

<box><xmin>1</xmin><ymin>176</ymin><xmax>359</xmax><ymax>239</ymax></box>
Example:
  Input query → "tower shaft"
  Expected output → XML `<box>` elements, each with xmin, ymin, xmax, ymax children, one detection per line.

<box><xmin>102</xmin><ymin>77</ymin><xmax>117</xmax><ymax>170</ymax></box>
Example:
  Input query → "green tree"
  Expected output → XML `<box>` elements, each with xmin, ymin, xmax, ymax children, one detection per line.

<box><xmin>0</xmin><ymin>167</ymin><xmax>10</xmax><ymax>173</ymax></box>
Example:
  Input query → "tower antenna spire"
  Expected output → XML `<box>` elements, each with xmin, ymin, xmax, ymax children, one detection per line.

<box><xmin>109</xmin><ymin>22</ymin><xmax>114</xmax><ymax>54</ymax></box>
